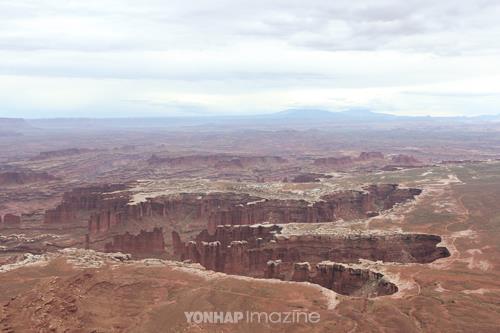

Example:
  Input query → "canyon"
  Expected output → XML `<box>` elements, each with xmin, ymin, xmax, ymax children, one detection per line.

<box><xmin>37</xmin><ymin>181</ymin><xmax>435</xmax><ymax>299</ymax></box>
<box><xmin>42</xmin><ymin>183</ymin><xmax>422</xmax><ymax>254</ymax></box>
<box><xmin>63</xmin><ymin>184</ymin><xmax>421</xmax><ymax>232</ymax></box>
<box><xmin>172</xmin><ymin>223</ymin><xmax>449</xmax><ymax>297</ymax></box>
<box><xmin>1</xmin><ymin>115</ymin><xmax>499</xmax><ymax>332</ymax></box>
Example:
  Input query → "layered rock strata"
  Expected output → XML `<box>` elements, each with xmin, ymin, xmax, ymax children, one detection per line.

<box><xmin>173</xmin><ymin>224</ymin><xmax>449</xmax><ymax>297</ymax></box>
<box><xmin>44</xmin><ymin>184</ymin><xmax>128</xmax><ymax>224</ymax></box>
<box><xmin>148</xmin><ymin>154</ymin><xmax>287</xmax><ymax>168</ymax></box>
<box><xmin>104</xmin><ymin>227</ymin><xmax>165</xmax><ymax>257</ymax></box>
<box><xmin>85</xmin><ymin>184</ymin><xmax>421</xmax><ymax>235</ymax></box>
<box><xmin>0</xmin><ymin>171</ymin><xmax>58</xmax><ymax>186</ymax></box>
<box><xmin>1</xmin><ymin>214</ymin><xmax>21</xmax><ymax>226</ymax></box>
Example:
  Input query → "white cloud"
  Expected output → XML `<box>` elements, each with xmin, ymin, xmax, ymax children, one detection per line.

<box><xmin>0</xmin><ymin>0</ymin><xmax>499</xmax><ymax>117</ymax></box>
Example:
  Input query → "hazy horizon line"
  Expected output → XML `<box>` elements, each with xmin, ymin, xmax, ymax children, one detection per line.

<box><xmin>2</xmin><ymin>108</ymin><xmax>499</xmax><ymax>120</ymax></box>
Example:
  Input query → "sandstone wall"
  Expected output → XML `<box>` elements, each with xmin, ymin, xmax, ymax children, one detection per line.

<box><xmin>0</xmin><ymin>171</ymin><xmax>58</xmax><ymax>186</ymax></box>
<box><xmin>175</xmin><ymin>225</ymin><xmax>416</xmax><ymax>297</ymax></box>
<box><xmin>148</xmin><ymin>154</ymin><xmax>287</xmax><ymax>168</ymax></box>
<box><xmin>1</xmin><ymin>214</ymin><xmax>21</xmax><ymax>226</ymax></box>
<box><xmin>175</xmin><ymin>224</ymin><xmax>450</xmax><ymax>278</ymax></box>
<box><xmin>88</xmin><ymin>184</ymin><xmax>421</xmax><ymax>236</ymax></box>
<box><xmin>104</xmin><ymin>227</ymin><xmax>165</xmax><ymax>257</ymax></box>
<box><xmin>44</xmin><ymin>184</ymin><xmax>128</xmax><ymax>224</ymax></box>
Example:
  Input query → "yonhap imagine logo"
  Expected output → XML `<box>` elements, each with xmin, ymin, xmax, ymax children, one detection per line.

<box><xmin>184</xmin><ymin>311</ymin><xmax>321</xmax><ymax>325</ymax></box>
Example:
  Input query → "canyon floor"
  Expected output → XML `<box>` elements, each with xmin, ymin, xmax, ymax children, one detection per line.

<box><xmin>1</xmin><ymin>119</ymin><xmax>500</xmax><ymax>332</ymax></box>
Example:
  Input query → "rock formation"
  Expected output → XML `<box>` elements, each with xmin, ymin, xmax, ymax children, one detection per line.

<box><xmin>44</xmin><ymin>184</ymin><xmax>128</xmax><ymax>224</ymax></box>
<box><xmin>2</xmin><ymin>214</ymin><xmax>21</xmax><ymax>225</ymax></box>
<box><xmin>294</xmin><ymin>261</ymin><xmax>398</xmax><ymax>297</ymax></box>
<box><xmin>88</xmin><ymin>184</ymin><xmax>421</xmax><ymax>236</ymax></box>
<box><xmin>390</xmin><ymin>154</ymin><xmax>421</xmax><ymax>166</ymax></box>
<box><xmin>313</xmin><ymin>156</ymin><xmax>353</xmax><ymax>168</ymax></box>
<box><xmin>173</xmin><ymin>224</ymin><xmax>444</xmax><ymax>297</ymax></box>
<box><xmin>0</xmin><ymin>171</ymin><xmax>58</xmax><ymax>186</ymax></box>
<box><xmin>358</xmin><ymin>151</ymin><xmax>384</xmax><ymax>161</ymax></box>
<box><xmin>176</xmin><ymin>224</ymin><xmax>450</xmax><ymax>270</ymax></box>
<box><xmin>31</xmin><ymin>148</ymin><xmax>94</xmax><ymax>160</ymax></box>
<box><xmin>313</xmin><ymin>152</ymin><xmax>385</xmax><ymax>168</ymax></box>
<box><xmin>148</xmin><ymin>154</ymin><xmax>287</xmax><ymax>168</ymax></box>
<box><xmin>290</xmin><ymin>173</ymin><xmax>331</xmax><ymax>183</ymax></box>
<box><xmin>265</xmin><ymin>260</ymin><xmax>284</xmax><ymax>279</ymax></box>
<box><xmin>104</xmin><ymin>228</ymin><xmax>165</xmax><ymax>257</ymax></box>
<box><xmin>46</xmin><ymin>183</ymin><xmax>422</xmax><ymax>261</ymax></box>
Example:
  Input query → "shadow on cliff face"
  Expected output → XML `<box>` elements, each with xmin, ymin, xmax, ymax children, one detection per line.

<box><xmin>172</xmin><ymin>224</ymin><xmax>450</xmax><ymax>298</ymax></box>
<box><xmin>42</xmin><ymin>183</ymin><xmax>426</xmax><ymax>258</ymax></box>
<box><xmin>278</xmin><ymin>261</ymin><xmax>398</xmax><ymax>297</ymax></box>
<box><xmin>46</xmin><ymin>183</ymin><xmax>422</xmax><ymax>237</ymax></box>
<box><xmin>39</xmin><ymin>182</ymin><xmax>447</xmax><ymax>297</ymax></box>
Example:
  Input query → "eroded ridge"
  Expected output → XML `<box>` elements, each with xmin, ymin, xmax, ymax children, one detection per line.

<box><xmin>172</xmin><ymin>223</ymin><xmax>450</xmax><ymax>297</ymax></box>
<box><xmin>290</xmin><ymin>261</ymin><xmax>398</xmax><ymax>297</ymax></box>
<box><xmin>103</xmin><ymin>227</ymin><xmax>165</xmax><ymax>257</ymax></box>
<box><xmin>96</xmin><ymin>184</ymin><xmax>421</xmax><ymax>235</ymax></box>
<box><xmin>43</xmin><ymin>183</ymin><xmax>421</xmax><ymax>235</ymax></box>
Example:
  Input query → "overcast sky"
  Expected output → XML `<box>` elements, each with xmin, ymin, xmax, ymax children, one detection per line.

<box><xmin>1</xmin><ymin>0</ymin><xmax>500</xmax><ymax>118</ymax></box>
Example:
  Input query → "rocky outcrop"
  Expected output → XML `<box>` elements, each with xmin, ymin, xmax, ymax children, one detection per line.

<box><xmin>358</xmin><ymin>152</ymin><xmax>384</xmax><ymax>161</ymax></box>
<box><xmin>88</xmin><ymin>209</ymin><xmax>124</xmax><ymax>234</ymax></box>
<box><xmin>0</xmin><ymin>171</ymin><xmax>58</xmax><ymax>186</ymax></box>
<box><xmin>104</xmin><ymin>228</ymin><xmax>165</xmax><ymax>257</ymax></box>
<box><xmin>390</xmin><ymin>154</ymin><xmax>421</xmax><ymax>166</ymax></box>
<box><xmin>193</xmin><ymin>224</ymin><xmax>281</xmax><ymax>247</ymax></box>
<box><xmin>290</xmin><ymin>173</ymin><xmax>331</xmax><ymax>183</ymax></box>
<box><xmin>174</xmin><ymin>224</ymin><xmax>443</xmax><ymax>297</ymax></box>
<box><xmin>178</xmin><ymin>224</ymin><xmax>450</xmax><ymax>269</ymax></box>
<box><xmin>264</xmin><ymin>259</ymin><xmax>283</xmax><ymax>279</ymax></box>
<box><xmin>171</xmin><ymin>231</ymin><xmax>184</xmax><ymax>256</ymax></box>
<box><xmin>262</xmin><ymin>233</ymin><xmax>450</xmax><ymax>264</ymax></box>
<box><xmin>313</xmin><ymin>156</ymin><xmax>353</xmax><ymax>168</ymax></box>
<box><xmin>439</xmin><ymin>159</ymin><xmax>482</xmax><ymax>165</ymax></box>
<box><xmin>291</xmin><ymin>262</ymin><xmax>311</xmax><ymax>282</ymax></box>
<box><xmin>89</xmin><ymin>184</ymin><xmax>421</xmax><ymax>236</ymax></box>
<box><xmin>31</xmin><ymin>148</ymin><xmax>94</xmax><ymax>160</ymax></box>
<box><xmin>44</xmin><ymin>184</ymin><xmax>128</xmax><ymax>224</ymax></box>
<box><xmin>293</xmin><ymin>261</ymin><xmax>398</xmax><ymax>297</ymax></box>
<box><xmin>148</xmin><ymin>154</ymin><xmax>287</xmax><ymax>168</ymax></box>
<box><xmin>313</xmin><ymin>152</ymin><xmax>385</xmax><ymax>168</ymax></box>
<box><xmin>1</xmin><ymin>214</ymin><xmax>21</xmax><ymax>225</ymax></box>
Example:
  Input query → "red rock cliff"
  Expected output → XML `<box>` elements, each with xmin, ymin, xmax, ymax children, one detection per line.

<box><xmin>44</xmin><ymin>184</ymin><xmax>128</xmax><ymax>224</ymax></box>
<box><xmin>104</xmin><ymin>227</ymin><xmax>165</xmax><ymax>257</ymax></box>
<box><xmin>0</xmin><ymin>171</ymin><xmax>58</xmax><ymax>186</ymax></box>
<box><xmin>313</xmin><ymin>156</ymin><xmax>353</xmax><ymax>168</ymax></box>
<box><xmin>89</xmin><ymin>184</ymin><xmax>421</xmax><ymax>236</ymax></box>
<box><xmin>148</xmin><ymin>154</ymin><xmax>287</xmax><ymax>168</ymax></box>
<box><xmin>174</xmin><ymin>224</ymin><xmax>444</xmax><ymax>297</ymax></box>
<box><xmin>2</xmin><ymin>214</ymin><xmax>21</xmax><ymax>225</ymax></box>
<box><xmin>177</xmin><ymin>224</ymin><xmax>450</xmax><ymax>275</ymax></box>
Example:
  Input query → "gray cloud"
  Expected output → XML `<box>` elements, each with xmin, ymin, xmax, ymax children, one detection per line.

<box><xmin>1</xmin><ymin>0</ymin><xmax>500</xmax><ymax>117</ymax></box>
<box><xmin>1</xmin><ymin>0</ymin><xmax>500</xmax><ymax>53</ymax></box>
<box><xmin>402</xmin><ymin>91</ymin><xmax>500</xmax><ymax>98</ymax></box>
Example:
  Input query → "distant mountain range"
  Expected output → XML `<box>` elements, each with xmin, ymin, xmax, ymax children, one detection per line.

<box><xmin>0</xmin><ymin>118</ymin><xmax>32</xmax><ymax>135</ymax></box>
<box><xmin>268</xmin><ymin>108</ymin><xmax>400</xmax><ymax>121</ymax></box>
<box><xmin>270</xmin><ymin>108</ymin><xmax>500</xmax><ymax>121</ymax></box>
<box><xmin>1</xmin><ymin>109</ymin><xmax>499</xmax><ymax>131</ymax></box>
<box><xmin>0</xmin><ymin>118</ymin><xmax>31</xmax><ymax>128</ymax></box>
